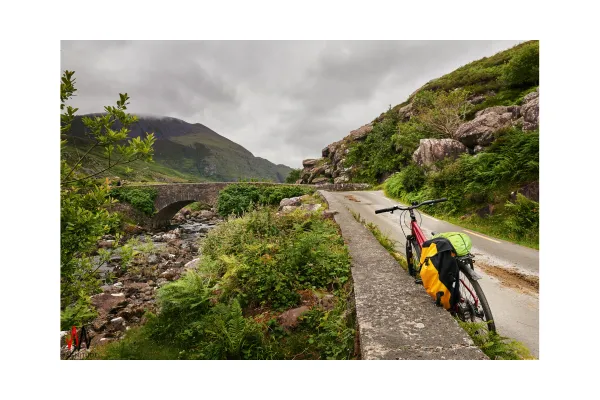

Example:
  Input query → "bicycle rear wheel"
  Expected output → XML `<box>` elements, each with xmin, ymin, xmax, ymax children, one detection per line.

<box><xmin>455</xmin><ymin>263</ymin><xmax>496</xmax><ymax>333</ymax></box>
<box><xmin>405</xmin><ymin>238</ymin><xmax>421</xmax><ymax>278</ymax></box>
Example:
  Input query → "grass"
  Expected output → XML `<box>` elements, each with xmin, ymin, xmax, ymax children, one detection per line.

<box><xmin>458</xmin><ymin>320</ymin><xmax>535</xmax><ymax>360</ymax></box>
<box><xmin>383</xmin><ymin>190</ymin><xmax>539</xmax><ymax>250</ymax></box>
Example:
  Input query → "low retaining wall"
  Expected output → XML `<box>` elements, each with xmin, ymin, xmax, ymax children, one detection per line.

<box><xmin>319</xmin><ymin>190</ymin><xmax>486</xmax><ymax>360</ymax></box>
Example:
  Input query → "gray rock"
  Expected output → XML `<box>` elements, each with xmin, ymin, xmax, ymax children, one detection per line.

<box><xmin>455</xmin><ymin>108</ymin><xmax>518</xmax><ymax>148</ymax></box>
<box><xmin>280</xmin><ymin>205</ymin><xmax>298</xmax><ymax>214</ymax></box>
<box><xmin>277</xmin><ymin>306</ymin><xmax>310</xmax><ymax>329</ymax></box>
<box><xmin>300</xmin><ymin>203</ymin><xmax>322</xmax><ymax>212</ymax></box>
<box><xmin>98</xmin><ymin>240</ymin><xmax>115</xmax><ymax>249</ymax></box>
<box><xmin>279</xmin><ymin>196</ymin><xmax>303</xmax><ymax>209</ymax></box>
<box><xmin>412</xmin><ymin>139</ymin><xmax>469</xmax><ymax>167</ymax></box>
<box><xmin>348</xmin><ymin>124</ymin><xmax>373</xmax><ymax>141</ymax></box>
<box><xmin>475</xmin><ymin>105</ymin><xmax>520</xmax><ymax>119</ymax></box>
<box><xmin>334</xmin><ymin>175</ymin><xmax>350</xmax><ymax>184</ymax></box>
<box><xmin>160</xmin><ymin>269</ymin><xmax>178</xmax><ymax>281</ymax></box>
<box><xmin>398</xmin><ymin>103</ymin><xmax>414</xmax><ymax>121</ymax></box>
<box><xmin>147</xmin><ymin>254</ymin><xmax>159</xmax><ymax>264</ymax></box>
<box><xmin>184</xmin><ymin>258</ymin><xmax>201</xmax><ymax>269</ymax></box>
<box><xmin>312</xmin><ymin>177</ymin><xmax>329</xmax><ymax>185</ymax></box>
<box><xmin>521</xmin><ymin>89</ymin><xmax>539</xmax><ymax>131</ymax></box>
<box><xmin>162</xmin><ymin>233</ymin><xmax>177</xmax><ymax>241</ymax></box>
<box><xmin>302</xmin><ymin>158</ymin><xmax>319</xmax><ymax>168</ymax></box>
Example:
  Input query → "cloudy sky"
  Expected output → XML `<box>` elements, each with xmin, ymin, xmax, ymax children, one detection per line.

<box><xmin>61</xmin><ymin>40</ymin><xmax>522</xmax><ymax>168</ymax></box>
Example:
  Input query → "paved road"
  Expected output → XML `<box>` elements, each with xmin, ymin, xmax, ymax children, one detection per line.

<box><xmin>327</xmin><ymin>190</ymin><xmax>540</xmax><ymax>358</ymax></box>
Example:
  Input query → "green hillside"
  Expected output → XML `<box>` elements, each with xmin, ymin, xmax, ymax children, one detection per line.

<box><xmin>302</xmin><ymin>40</ymin><xmax>540</xmax><ymax>247</ymax></box>
<box><xmin>67</xmin><ymin>115</ymin><xmax>293</xmax><ymax>183</ymax></box>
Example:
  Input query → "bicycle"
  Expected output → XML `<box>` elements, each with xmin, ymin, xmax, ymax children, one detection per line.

<box><xmin>375</xmin><ymin>198</ymin><xmax>496</xmax><ymax>332</ymax></box>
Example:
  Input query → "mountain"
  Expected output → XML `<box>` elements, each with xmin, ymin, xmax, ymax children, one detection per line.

<box><xmin>66</xmin><ymin>115</ymin><xmax>292</xmax><ymax>183</ymax></box>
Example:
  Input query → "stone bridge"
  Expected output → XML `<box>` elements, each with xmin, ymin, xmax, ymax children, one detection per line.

<box><xmin>126</xmin><ymin>182</ymin><xmax>371</xmax><ymax>228</ymax></box>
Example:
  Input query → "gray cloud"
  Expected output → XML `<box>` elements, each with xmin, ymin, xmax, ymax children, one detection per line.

<box><xmin>61</xmin><ymin>40</ymin><xmax>522</xmax><ymax>168</ymax></box>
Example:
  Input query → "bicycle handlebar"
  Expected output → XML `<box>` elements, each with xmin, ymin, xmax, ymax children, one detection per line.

<box><xmin>374</xmin><ymin>198</ymin><xmax>447</xmax><ymax>214</ymax></box>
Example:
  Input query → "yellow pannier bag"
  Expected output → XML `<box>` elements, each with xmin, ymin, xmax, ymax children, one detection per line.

<box><xmin>419</xmin><ymin>237</ymin><xmax>459</xmax><ymax>310</ymax></box>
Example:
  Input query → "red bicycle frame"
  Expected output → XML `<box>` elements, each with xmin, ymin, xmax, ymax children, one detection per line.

<box><xmin>411</xmin><ymin>220</ymin><xmax>428</xmax><ymax>248</ymax></box>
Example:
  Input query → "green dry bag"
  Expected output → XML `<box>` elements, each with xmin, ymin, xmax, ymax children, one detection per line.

<box><xmin>432</xmin><ymin>232</ymin><xmax>472</xmax><ymax>256</ymax></box>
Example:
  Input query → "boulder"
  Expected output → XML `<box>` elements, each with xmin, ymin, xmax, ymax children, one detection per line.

<box><xmin>312</xmin><ymin>177</ymin><xmax>329</xmax><ymax>185</ymax></box>
<box><xmin>475</xmin><ymin>105</ymin><xmax>520</xmax><ymax>119</ymax></box>
<box><xmin>300</xmin><ymin>204</ymin><xmax>322</xmax><ymax>212</ymax></box>
<box><xmin>98</xmin><ymin>240</ymin><xmax>115</xmax><ymax>249</ymax></box>
<box><xmin>91</xmin><ymin>292</ymin><xmax>128</xmax><ymax>318</ymax></box>
<box><xmin>277</xmin><ymin>306</ymin><xmax>310</xmax><ymax>329</ymax></box>
<box><xmin>302</xmin><ymin>158</ymin><xmax>319</xmax><ymax>168</ymax></box>
<box><xmin>279</xmin><ymin>196</ymin><xmax>303</xmax><ymax>209</ymax></box>
<box><xmin>347</xmin><ymin>124</ymin><xmax>373</xmax><ymax>141</ymax></box>
<box><xmin>510</xmin><ymin>181</ymin><xmax>539</xmax><ymax>203</ymax></box>
<box><xmin>398</xmin><ymin>103</ymin><xmax>414</xmax><ymax>121</ymax></box>
<box><xmin>160</xmin><ymin>269</ymin><xmax>178</xmax><ymax>281</ymax></box>
<box><xmin>454</xmin><ymin>108</ymin><xmax>518</xmax><ymax>148</ymax></box>
<box><xmin>521</xmin><ymin>90</ymin><xmax>539</xmax><ymax>131</ymax></box>
<box><xmin>321</xmin><ymin>210</ymin><xmax>339</xmax><ymax>220</ymax></box>
<box><xmin>184</xmin><ymin>258</ymin><xmax>201</xmax><ymax>269</ymax></box>
<box><xmin>334</xmin><ymin>175</ymin><xmax>350</xmax><ymax>184</ymax></box>
<box><xmin>412</xmin><ymin>138</ymin><xmax>469</xmax><ymax>167</ymax></box>
<box><xmin>280</xmin><ymin>205</ymin><xmax>298</xmax><ymax>214</ymax></box>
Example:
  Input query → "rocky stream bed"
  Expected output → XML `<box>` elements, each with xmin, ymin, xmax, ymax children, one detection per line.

<box><xmin>61</xmin><ymin>208</ymin><xmax>221</xmax><ymax>358</ymax></box>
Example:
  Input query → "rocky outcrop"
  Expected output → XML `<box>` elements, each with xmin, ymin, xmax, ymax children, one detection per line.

<box><xmin>510</xmin><ymin>181</ymin><xmax>539</xmax><ymax>203</ymax></box>
<box><xmin>520</xmin><ymin>90</ymin><xmax>539</xmax><ymax>131</ymax></box>
<box><xmin>302</xmin><ymin>124</ymin><xmax>373</xmax><ymax>184</ymax></box>
<box><xmin>412</xmin><ymin>138</ymin><xmax>468</xmax><ymax>167</ymax></box>
<box><xmin>300</xmin><ymin>86</ymin><xmax>538</xmax><ymax>183</ymax></box>
<box><xmin>454</xmin><ymin>88</ymin><xmax>539</xmax><ymax>151</ymax></box>
<box><xmin>302</xmin><ymin>158</ymin><xmax>319</xmax><ymax>168</ymax></box>
<box><xmin>454</xmin><ymin>106</ymin><xmax>520</xmax><ymax>149</ymax></box>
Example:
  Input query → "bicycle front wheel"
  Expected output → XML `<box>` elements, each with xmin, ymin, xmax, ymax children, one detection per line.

<box><xmin>455</xmin><ymin>264</ymin><xmax>496</xmax><ymax>333</ymax></box>
<box><xmin>406</xmin><ymin>238</ymin><xmax>421</xmax><ymax>278</ymax></box>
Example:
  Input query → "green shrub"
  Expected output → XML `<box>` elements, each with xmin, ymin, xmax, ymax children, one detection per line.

<box><xmin>285</xmin><ymin>168</ymin><xmax>302</xmax><ymax>183</ymax></box>
<box><xmin>501</xmin><ymin>41</ymin><xmax>539</xmax><ymax>88</ymax></box>
<box><xmin>503</xmin><ymin>194</ymin><xmax>539</xmax><ymax>240</ymax></box>
<box><xmin>208</xmin><ymin>208</ymin><xmax>350</xmax><ymax>310</ymax></box>
<box><xmin>299</xmin><ymin>292</ymin><xmax>356</xmax><ymax>360</ymax></box>
<box><xmin>60</xmin><ymin>295</ymin><xmax>98</xmax><ymax>331</ymax></box>
<box><xmin>215</xmin><ymin>184</ymin><xmax>313</xmax><ymax>216</ymax></box>
<box><xmin>110</xmin><ymin>187</ymin><xmax>158</xmax><ymax>215</ymax></box>
<box><xmin>345</xmin><ymin>108</ymin><xmax>405</xmax><ymax>183</ymax></box>
<box><xmin>458</xmin><ymin>320</ymin><xmax>534</xmax><ymax>360</ymax></box>
<box><xmin>186</xmin><ymin>299</ymin><xmax>271</xmax><ymax>360</ymax></box>
<box><xmin>150</xmin><ymin>271</ymin><xmax>214</xmax><ymax>344</ymax></box>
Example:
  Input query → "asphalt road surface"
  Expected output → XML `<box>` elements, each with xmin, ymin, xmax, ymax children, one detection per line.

<box><xmin>327</xmin><ymin>190</ymin><xmax>540</xmax><ymax>358</ymax></box>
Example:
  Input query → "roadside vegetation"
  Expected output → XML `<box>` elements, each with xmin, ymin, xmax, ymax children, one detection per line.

<box><xmin>216</xmin><ymin>183</ymin><xmax>314</xmax><ymax>216</ymax></box>
<box><xmin>384</xmin><ymin>126</ymin><xmax>539</xmax><ymax>248</ymax></box>
<box><xmin>90</xmin><ymin>196</ymin><xmax>357</xmax><ymax>360</ymax></box>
